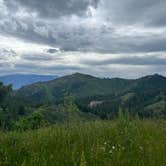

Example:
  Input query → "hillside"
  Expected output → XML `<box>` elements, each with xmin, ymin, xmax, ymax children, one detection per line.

<box><xmin>0</xmin><ymin>74</ymin><xmax>57</xmax><ymax>89</ymax></box>
<box><xmin>1</xmin><ymin>73</ymin><xmax>166</xmax><ymax>130</ymax></box>
<box><xmin>13</xmin><ymin>73</ymin><xmax>166</xmax><ymax>101</ymax></box>
<box><xmin>8</xmin><ymin>73</ymin><xmax>165</xmax><ymax>120</ymax></box>
<box><xmin>13</xmin><ymin>73</ymin><xmax>133</xmax><ymax>104</ymax></box>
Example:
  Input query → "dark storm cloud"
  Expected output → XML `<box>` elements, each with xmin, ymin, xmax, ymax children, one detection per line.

<box><xmin>5</xmin><ymin>0</ymin><xmax>166</xmax><ymax>27</ymax></box>
<box><xmin>101</xmin><ymin>0</ymin><xmax>166</xmax><ymax>27</ymax></box>
<box><xmin>5</xmin><ymin>0</ymin><xmax>99</xmax><ymax>18</ymax></box>
<box><xmin>47</xmin><ymin>49</ymin><xmax>59</xmax><ymax>54</ymax></box>
<box><xmin>21</xmin><ymin>54</ymin><xmax>54</xmax><ymax>61</ymax></box>
<box><xmin>82</xmin><ymin>56</ymin><xmax>166</xmax><ymax>66</ymax></box>
<box><xmin>41</xmin><ymin>65</ymin><xmax>81</xmax><ymax>71</ymax></box>
<box><xmin>0</xmin><ymin>48</ymin><xmax>16</xmax><ymax>56</ymax></box>
<box><xmin>1</xmin><ymin>0</ymin><xmax>166</xmax><ymax>53</ymax></box>
<box><xmin>16</xmin><ymin>63</ymin><xmax>81</xmax><ymax>71</ymax></box>
<box><xmin>0</xmin><ymin>19</ymin><xmax>56</xmax><ymax>46</ymax></box>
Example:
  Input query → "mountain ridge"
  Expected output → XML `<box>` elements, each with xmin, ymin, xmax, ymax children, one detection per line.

<box><xmin>13</xmin><ymin>73</ymin><xmax>166</xmax><ymax>106</ymax></box>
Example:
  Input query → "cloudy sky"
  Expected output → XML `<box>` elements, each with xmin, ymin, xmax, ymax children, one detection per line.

<box><xmin>0</xmin><ymin>0</ymin><xmax>166</xmax><ymax>78</ymax></box>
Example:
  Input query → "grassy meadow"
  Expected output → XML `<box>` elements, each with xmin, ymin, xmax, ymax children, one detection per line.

<box><xmin>0</xmin><ymin>117</ymin><xmax>166</xmax><ymax>166</ymax></box>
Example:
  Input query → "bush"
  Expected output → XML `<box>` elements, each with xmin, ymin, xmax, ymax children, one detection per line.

<box><xmin>15</xmin><ymin>112</ymin><xmax>46</xmax><ymax>131</ymax></box>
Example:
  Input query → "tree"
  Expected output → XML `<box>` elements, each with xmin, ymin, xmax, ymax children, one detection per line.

<box><xmin>15</xmin><ymin>112</ymin><xmax>46</xmax><ymax>131</ymax></box>
<box><xmin>0</xmin><ymin>83</ymin><xmax>12</xmax><ymax>130</ymax></box>
<box><xmin>0</xmin><ymin>82</ymin><xmax>12</xmax><ymax>104</ymax></box>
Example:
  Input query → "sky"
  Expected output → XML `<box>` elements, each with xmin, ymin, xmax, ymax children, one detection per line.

<box><xmin>0</xmin><ymin>0</ymin><xmax>166</xmax><ymax>78</ymax></box>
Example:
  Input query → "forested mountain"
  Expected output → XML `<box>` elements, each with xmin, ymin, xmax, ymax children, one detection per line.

<box><xmin>13</xmin><ymin>73</ymin><xmax>133</xmax><ymax>104</ymax></box>
<box><xmin>0</xmin><ymin>74</ymin><xmax>57</xmax><ymax>89</ymax></box>
<box><xmin>13</xmin><ymin>73</ymin><xmax>166</xmax><ymax>103</ymax></box>
<box><xmin>0</xmin><ymin>73</ymin><xmax>166</xmax><ymax>130</ymax></box>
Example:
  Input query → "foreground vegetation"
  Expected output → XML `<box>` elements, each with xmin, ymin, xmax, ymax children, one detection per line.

<box><xmin>0</xmin><ymin>117</ymin><xmax>166</xmax><ymax>166</ymax></box>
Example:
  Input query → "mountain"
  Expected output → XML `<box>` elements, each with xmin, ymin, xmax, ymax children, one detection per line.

<box><xmin>0</xmin><ymin>74</ymin><xmax>57</xmax><ymax>89</ymax></box>
<box><xmin>4</xmin><ymin>72</ymin><xmax>166</xmax><ymax>122</ymax></box>
<box><xmin>13</xmin><ymin>73</ymin><xmax>134</xmax><ymax>105</ymax></box>
<box><xmin>1</xmin><ymin>73</ymin><xmax>166</xmax><ymax>130</ymax></box>
<box><xmin>13</xmin><ymin>73</ymin><xmax>166</xmax><ymax>107</ymax></box>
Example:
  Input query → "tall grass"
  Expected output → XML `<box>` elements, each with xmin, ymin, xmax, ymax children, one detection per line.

<box><xmin>0</xmin><ymin>119</ymin><xmax>166</xmax><ymax>166</ymax></box>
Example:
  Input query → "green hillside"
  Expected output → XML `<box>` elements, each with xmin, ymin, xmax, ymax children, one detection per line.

<box><xmin>13</xmin><ymin>73</ymin><xmax>166</xmax><ymax>116</ymax></box>
<box><xmin>13</xmin><ymin>73</ymin><xmax>166</xmax><ymax>103</ymax></box>
<box><xmin>0</xmin><ymin>73</ymin><xmax>166</xmax><ymax>130</ymax></box>
<box><xmin>13</xmin><ymin>73</ymin><xmax>134</xmax><ymax>105</ymax></box>
<box><xmin>11</xmin><ymin>73</ymin><xmax>166</xmax><ymax>117</ymax></box>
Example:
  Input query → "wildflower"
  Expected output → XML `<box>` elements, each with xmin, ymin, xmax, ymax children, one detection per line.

<box><xmin>112</xmin><ymin>146</ymin><xmax>115</xmax><ymax>150</ymax></box>
<box><xmin>104</xmin><ymin>142</ymin><xmax>107</xmax><ymax>145</ymax></box>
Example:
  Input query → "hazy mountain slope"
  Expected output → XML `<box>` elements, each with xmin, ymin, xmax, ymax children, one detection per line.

<box><xmin>0</xmin><ymin>74</ymin><xmax>57</xmax><ymax>89</ymax></box>
<box><xmin>13</xmin><ymin>73</ymin><xmax>134</xmax><ymax>105</ymax></box>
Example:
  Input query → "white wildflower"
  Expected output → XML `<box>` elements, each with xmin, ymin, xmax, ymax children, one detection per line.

<box><xmin>112</xmin><ymin>146</ymin><xmax>115</xmax><ymax>150</ymax></box>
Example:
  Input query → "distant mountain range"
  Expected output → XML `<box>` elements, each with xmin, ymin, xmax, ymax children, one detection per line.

<box><xmin>0</xmin><ymin>74</ymin><xmax>57</xmax><ymax>89</ymax></box>
<box><xmin>12</xmin><ymin>73</ymin><xmax>166</xmax><ymax>118</ymax></box>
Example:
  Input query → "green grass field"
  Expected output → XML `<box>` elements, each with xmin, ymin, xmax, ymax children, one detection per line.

<box><xmin>0</xmin><ymin>118</ymin><xmax>166</xmax><ymax>166</ymax></box>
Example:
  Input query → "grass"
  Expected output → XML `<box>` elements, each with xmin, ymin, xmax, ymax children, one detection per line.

<box><xmin>0</xmin><ymin>119</ymin><xmax>166</xmax><ymax>166</ymax></box>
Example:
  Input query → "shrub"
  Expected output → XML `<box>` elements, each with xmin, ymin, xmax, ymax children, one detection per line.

<box><xmin>15</xmin><ymin>112</ymin><xmax>46</xmax><ymax>131</ymax></box>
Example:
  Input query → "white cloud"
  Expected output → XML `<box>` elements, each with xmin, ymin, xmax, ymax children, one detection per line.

<box><xmin>0</xmin><ymin>35</ymin><xmax>51</xmax><ymax>54</ymax></box>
